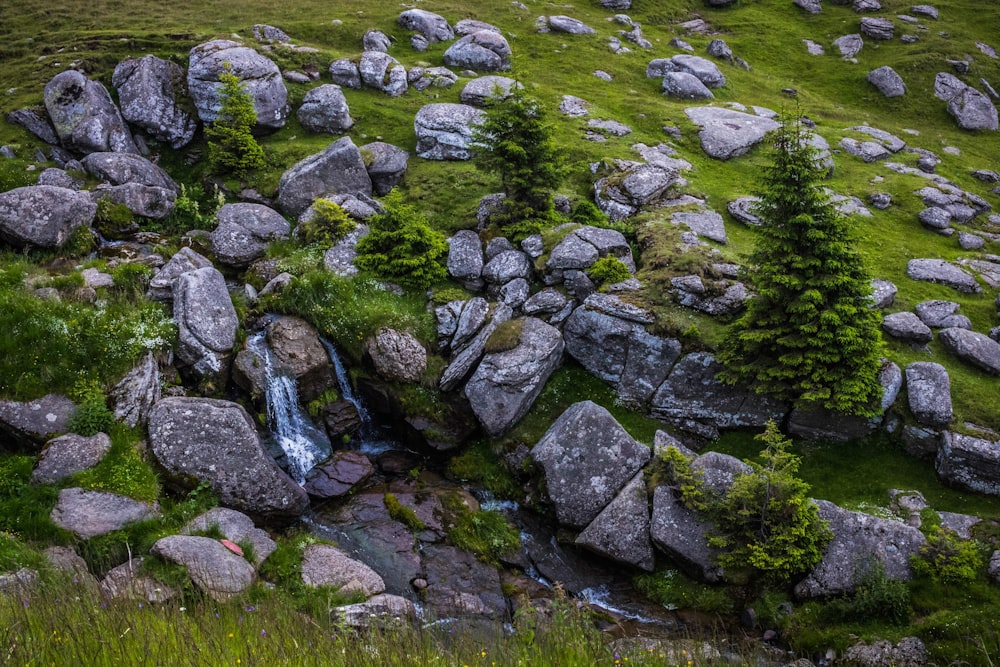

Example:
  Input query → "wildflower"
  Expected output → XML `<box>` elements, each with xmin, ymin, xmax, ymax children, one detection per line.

<box><xmin>245</xmin><ymin>604</ymin><xmax>257</xmax><ymax>612</ymax></box>
<box><xmin>261</xmin><ymin>630</ymin><xmax>268</xmax><ymax>637</ymax></box>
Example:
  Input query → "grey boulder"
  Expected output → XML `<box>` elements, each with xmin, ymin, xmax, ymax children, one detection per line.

<box><xmin>576</xmin><ymin>473</ymin><xmax>654</xmax><ymax>571</ymax></box>
<box><xmin>414</xmin><ymin>103</ymin><xmax>485</xmax><ymax>160</ymax></box>
<box><xmin>939</xmin><ymin>327</ymin><xmax>1000</xmax><ymax>374</ymax></box>
<box><xmin>112</xmin><ymin>55</ymin><xmax>197</xmax><ymax>148</ymax></box>
<box><xmin>43</xmin><ymin>70</ymin><xmax>137</xmax><ymax>155</ymax></box>
<box><xmin>151</xmin><ymin>535</ymin><xmax>255</xmax><ymax>601</ymax></box>
<box><xmin>0</xmin><ymin>394</ymin><xmax>75</xmax><ymax>450</ymax></box>
<box><xmin>684</xmin><ymin>107</ymin><xmax>780</xmax><ymax>160</ymax></box>
<box><xmin>867</xmin><ymin>66</ymin><xmax>906</xmax><ymax>97</ymax></box>
<box><xmin>443</xmin><ymin>31</ymin><xmax>512</xmax><ymax>72</ymax></box>
<box><xmin>460</xmin><ymin>76</ymin><xmax>520</xmax><ymax>107</ymax></box>
<box><xmin>301</xmin><ymin>544</ymin><xmax>385</xmax><ymax>597</ymax></box>
<box><xmin>946</xmin><ymin>87</ymin><xmax>999</xmax><ymax>131</ymax></box>
<box><xmin>297</xmin><ymin>84</ymin><xmax>353</xmax><ymax>134</ymax></box>
<box><xmin>276</xmin><ymin>136</ymin><xmax>372</xmax><ymax>217</ymax></box>
<box><xmin>366</xmin><ymin>328</ymin><xmax>427</xmax><ymax>383</ymax></box>
<box><xmin>662</xmin><ymin>72</ymin><xmax>714</xmax><ymax>100</ymax></box>
<box><xmin>148</xmin><ymin>397</ymin><xmax>309</xmax><ymax>520</ymax></box>
<box><xmin>464</xmin><ymin>318</ymin><xmax>563</xmax><ymax>436</ymax></box>
<box><xmin>882</xmin><ymin>311</ymin><xmax>932</xmax><ymax>344</ymax></box>
<box><xmin>398</xmin><ymin>9</ymin><xmax>454</xmax><ymax>43</ymax></box>
<box><xmin>173</xmin><ymin>267</ymin><xmax>238</xmax><ymax>379</ymax></box>
<box><xmin>51</xmin><ymin>487</ymin><xmax>159</xmax><ymax>539</ymax></box>
<box><xmin>834</xmin><ymin>34</ymin><xmax>864</xmax><ymax>58</ymax></box>
<box><xmin>82</xmin><ymin>152</ymin><xmax>178</xmax><ymax>192</ymax></box>
<box><xmin>358</xmin><ymin>51</ymin><xmax>407</xmax><ymax>97</ymax></box>
<box><xmin>265</xmin><ymin>316</ymin><xmax>336</xmax><ymax>403</ymax></box>
<box><xmin>937</xmin><ymin>431</ymin><xmax>1000</xmax><ymax>496</ymax></box>
<box><xmin>210</xmin><ymin>203</ymin><xmax>290</xmax><ymax>267</ymax></box>
<box><xmin>147</xmin><ymin>247</ymin><xmax>213</xmax><ymax>302</ymax></box>
<box><xmin>187</xmin><ymin>40</ymin><xmax>288</xmax><ymax>132</ymax></box>
<box><xmin>548</xmin><ymin>16</ymin><xmax>596</xmax><ymax>35</ymax></box>
<box><xmin>531</xmin><ymin>400</ymin><xmax>651</xmax><ymax>528</ymax></box>
<box><xmin>0</xmin><ymin>185</ymin><xmax>95</xmax><ymax>249</ymax></box>
<box><xmin>359</xmin><ymin>141</ymin><xmax>408</xmax><ymax>196</ymax></box>
<box><xmin>650</xmin><ymin>485</ymin><xmax>722</xmax><ymax>582</ymax></box>
<box><xmin>182</xmin><ymin>507</ymin><xmax>276</xmax><ymax>565</ymax></box>
<box><xmin>110</xmin><ymin>352</ymin><xmax>161</xmax><ymax>428</ymax></box>
<box><xmin>906</xmin><ymin>259</ymin><xmax>980</xmax><ymax>293</ymax></box>
<box><xmin>32</xmin><ymin>432</ymin><xmax>111</xmax><ymax>485</ymax></box>
<box><xmin>860</xmin><ymin>17</ymin><xmax>894</xmax><ymax>40</ymax></box>
<box><xmin>447</xmin><ymin>229</ymin><xmax>484</xmax><ymax>290</ymax></box>
<box><xmin>906</xmin><ymin>362</ymin><xmax>952</xmax><ymax>428</ymax></box>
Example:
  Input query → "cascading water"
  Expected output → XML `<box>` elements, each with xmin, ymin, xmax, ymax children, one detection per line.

<box><xmin>320</xmin><ymin>337</ymin><xmax>397</xmax><ymax>455</ymax></box>
<box><xmin>248</xmin><ymin>331</ymin><xmax>331</xmax><ymax>484</ymax></box>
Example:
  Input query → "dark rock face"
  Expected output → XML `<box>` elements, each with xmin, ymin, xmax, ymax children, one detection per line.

<box><xmin>359</xmin><ymin>142</ymin><xmax>408</xmax><ymax>196</ymax></box>
<box><xmin>0</xmin><ymin>394</ymin><xmax>75</xmax><ymax>450</ymax></box>
<box><xmin>794</xmin><ymin>500</ymin><xmax>925</xmax><ymax>598</ymax></box>
<box><xmin>576</xmin><ymin>473</ymin><xmax>655</xmax><ymax>571</ymax></box>
<box><xmin>187</xmin><ymin>40</ymin><xmax>288</xmax><ymax>133</ymax></box>
<box><xmin>51</xmin><ymin>487</ymin><xmax>160</xmax><ymax>539</ymax></box>
<box><xmin>32</xmin><ymin>432</ymin><xmax>112</xmax><ymax>485</ymax></box>
<box><xmin>276</xmin><ymin>136</ymin><xmax>373</xmax><ymax>217</ymax></box>
<box><xmin>210</xmin><ymin>203</ymin><xmax>290</xmax><ymax>267</ymax></box>
<box><xmin>905</xmin><ymin>362</ymin><xmax>953</xmax><ymax>428</ymax></box>
<box><xmin>0</xmin><ymin>186</ymin><xmax>96</xmax><ymax>249</ymax></box>
<box><xmin>148</xmin><ymin>397</ymin><xmax>309</xmax><ymax>520</ymax></box>
<box><xmin>112</xmin><ymin>55</ymin><xmax>198</xmax><ymax>148</ymax></box>
<box><xmin>173</xmin><ymin>267</ymin><xmax>239</xmax><ymax>380</ymax></box>
<box><xmin>531</xmin><ymin>401</ymin><xmax>651</xmax><ymax>528</ymax></box>
<box><xmin>151</xmin><ymin>535</ymin><xmax>255</xmax><ymax>601</ymax></box>
<box><xmin>266</xmin><ymin>316</ymin><xmax>336</xmax><ymax>403</ymax></box>
<box><xmin>464</xmin><ymin>318</ymin><xmax>564</xmax><ymax>436</ymax></box>
<box><xmin>304</xmin><ymin>450</ymin><xmax>374</xmax><ymax>499</ymax></box>
<box><xmin>422</xmin><ymin>544</ymin><xmax>506</xmax><ymax>617</ymax></box>
<box><xmin>937</xmin><ymin>431</ymin><xmax>1000</xmax><ymax>496</ymax></box>
<box><xmin>650</xmin><ymin>486</ymin><xmax>723</xmax><ymax>582</ymax></box>
<box><xmin>939</xmin><ymin>327</ymin><xmax>1000</xmax><ymax>375</ymax></box>
<box><xmin>43</xmin><ymin>70</ymin><xmax>138</xmax><ymax>155</ymax></box>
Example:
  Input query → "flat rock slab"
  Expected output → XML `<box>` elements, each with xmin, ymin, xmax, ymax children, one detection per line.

<box><xmin>32</xmin><ymin>432</ymin><xmax>112</xmax><ymax>485</ymax></box>
<box><xmin>906</xmin><ymin>259</ymin><xmax>981</xmax><ymax>293</ymax></box>
<box><xmin>152</xmin><ymin>535</ymin><xmax>255</xmax><ymax>601</ymax></box>
<box><xmin>576</xmin><ymin>473</ymin><xmax>654</xmax><ymax>571</ymax></box>
<box><xmin>684</xmin><ymin>107</ymin><xmax>780</xmax><ymax>160</ymax></box>
<box><xmin>182</xmin><ymin>507</ymin><xmax>276</xmax><ymax>565</ymax></box>
<box><xmin>51</xmin><ymin>487</ymin><xmax>160</xmax><ymax>539</ymax></box>
<box><xmin>882</xmin><ymin>311</ymin><xmax>932</xmax><ymax>344</ymax></box>
<box><xmin>301</xmin><ymin>543</ymin><xmax>385</xmax><ymax>597</ymax></box>
<box><xmin>939</xmin><ymin>327</ymin><xmax>1000</xmax><ymax>374</ymax></box>
<box><xmin>0</xmin><ymin>394</ymin><xmax>75</xmax><ymax>450</ymax></box>
<box><xmin>304</xmin><ymin>450</ymin><xmax>374</xmax><ymax>498</ymax></box>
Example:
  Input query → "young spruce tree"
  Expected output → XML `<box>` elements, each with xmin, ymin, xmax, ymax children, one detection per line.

<box><xmin>718</xmin><ymin>116</ymin><xmax>884</xmax><ymax>416</ymax></box>
<box><xmin>205</xmin><ymin>68</ymin><xmax>265</xmax><ymax>177</ymax></box>
<box><xmin>472</xmin><ymin>85</ymin><xmax>562</xmax><ymax>241</ymax></box>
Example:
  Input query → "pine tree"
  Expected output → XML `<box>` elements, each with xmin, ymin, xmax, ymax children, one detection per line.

<box><xmin>354</xmin><ymin>190</ymin><xmax>448</xmax><ymax>289</ymax></box>
<box><xmin>717</xmin><ymin>116</ymin><xmax>884</xmax><ymax>416</ymax></box>
<box><xmin>472</xmin><ymin>85</ymin><xmax>562</xmax><ymax>240</ymax></box>
<box><xmin>205</xmin><ymin>68</ymin><xmax>265</xmax><ymax>177</ymax></box>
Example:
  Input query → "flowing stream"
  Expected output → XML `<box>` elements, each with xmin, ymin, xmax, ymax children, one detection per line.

<box><xmin>248</xmin><ymin>331</ymin><xmax>331</xmax><ymax>484</ymax></box>
<box><xmin>320</xmin><ymin>337</ymin><xmax>398</xmax><ymax>455</ymax></box>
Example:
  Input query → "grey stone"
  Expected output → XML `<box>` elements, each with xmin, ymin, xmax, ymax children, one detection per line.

<box><xmin>662</xmin><ymin>72</ymin><xmax>714</xmax><ymax>100</ymax></box>
<box><xmin>911</xmin><ymin>5</ymin><xmax>938</xmax><ymax>19</ymax></box>
<box><xmin>452</xmin><ymin>297</ymin><xmax>491</xmax><ymax>352</ymax></box>
<box><xmin>834</xmin><ymin>34</ymin><xmax>864</xmax><ymax>58</ymax></box>
<box><xmin>112</xmin><ymin>55</ymin><xmax>197</xmax><ymax>149</ymax></box>
<box><xmin>51</xmin><ymin>487</ymin><xmax>159</xmax><ymax>539</ymax></box>
<box><xmin>531</xmin><ymin>400</ymin><xmax>651</xmax><ymax>528</ymax></box>
<box><xmin>263</xmin><ymin>316</ymin><xmax>336</xmax><ymax>403</ymax></box>
<box><xmin>366</xmin><ymin>328</ymin><xmax>427</xmax><ymax>383</ymax></box>
<box><xmin>576</xmin><ymin>473</ymin><xmax>654</xmax><ymax>571</ymax></box>
<box><xmin>595</xmin><ymin>163</ymin><xmax>684</xmax><ymax>220</ymax></box>
<box><xmin>422</xmin><ymin>543</ymin><xmax>505</xmax><ymax>617</ymax></box>
<box><xmin>454</xmin><ymin>19</ymin><xmax>501</xmax><ymax>37</ymax></box>
<box><xmin>860</xmin><ymin>17</ymin><xmax>894</xmax><ymax>40</ymax></box>
<box><xmin>918</xmin><ymin>206</ymin><xmax>952</xmax><ymax>229</ymax></box>
<box><xmin>706</xmin><ymin>39</ymin><xmax>734</xmax><ymax>61</ymax></box>
<box><xmin>946</xmin><ymin>87</ymin><xmax>999</xmax><ymax>131</ymax></box>
<box><xmin>868</xmin><ymin>66</ymin><xmax>907</xmax><ymax>97</ymax></box>
<box><xmin>482</xmin><ymin>249</ymin><xmax>532</xmax><ymax>285</ymax></box>
<box><xmin>939</xmin><ymin>327</ymin><xmax>1000</xmax><ymax>375</ymax></box>
<box><xmin>882</xmin><ymin>312</ymin><xmax>932</xmax><ymax>343</ymax></box>
<box><xmin>32</xmin><ymin>432</ymin><xmax>111</xmax><ymax>485</ymax></box>
<box><xmin>460</xmin><ymin>76</ymin><xmax>518</xmax><ymax>107</ymax></box>
<box><xmin>362</xmin><ymin>30</ymin><xmax>392</xmax><ymax>53</ymax></box>
<box><xmin>959</xmin><ymin>232</ymin><xmax>985</xmax><ymax>250</ymax></box>
<box><xmin>304</xmin><ymin>450</ymin><xmax>373</xmax><ymax>499</ymax></box>
<box><xmin>43</xmin><ymin>546</ymin><xmax>98</xmax><ymax>588</ymax></box>
<box><xmin>301</xmin><ymin>544</ymin><xmax>385</xmax><ymax>597</ymax></box>
<box><xmin>0</xmin><ymin>185</ymin><xmax>95</xmax><ymax>249</ymax></box>
<box><xmin>728</xmin><ymin>196</ymin><xmax>762</xmax><ymax>225</ymax></box>
<box><xmin>804</xmin><ymin>39</ymin><xmax>825</xmax><ymax>55</ymax></box>
<box><xmin>252</xmin><ymin>24</ymin><xmax>291</xmax><ymax>42</ymax></box>
<box><xmin>358</xmin><ymin>51</ymin><xmax>407</xmax><ymax>97</ymax></box>
<box><xmin>447</xmin><ymin>229</ymin><xmax>484</xmax><ymax>290</ymax></box>
<box><xmin>336</xmin><ymin>594</ymin><xmax>416</xmax><ymax>627</ymax></box>
<box><xmin>6</xmin><ymin>107</ymin><xmax>59</xmax><ymax>145</ymax></box>
<box><xmin>187</xmin><ymin>40</ymin><xmax>288</xmax><ymax>132</ymax></box>
<box><xmin>650</xmin><ymin>486</ymin><xmax>722</xmax><ymax>582</ymax></box>
<box><xmin>174</xmin><ymin>267</ymin><xmax>238</xmax><ymax>379</ymax></box>
<box><xmin>914</xmin><ymin>300</ymin><xmax>965</xmax><ymax>328</ymax></box>
<box><xmin>906</xmin><ymin>362</ymin><xmax>953</xmax><ymax>428</ymax></box>
<box><xmin>693</xmin><ymin>451</ymin><xmax>752</xmax><ymax>496</ymax></box>
<box><xmin>465</xmin><ymin>318</ymin><xmax>564</xmax><ymax>436</ymax></box>
<box><xmin>182</xmin><ymin>507</ymin><xmax>276</xmax><ymax>565</ymax></box>
<box><xmin>100</xmin><ymin>559</ymin><xmax>176</xmax><ymax>603</ymax></box>
<box><xmin>937</xmin><ymin>432</ymin><xmax>1000</xmax><ymax>496</ymax></box>
<box><xmin>211</xmin><ymin>203</ymin><xmax>290</xmax><ymax>267</ymax></box>
<box><xmin>329</xmin><ymin>59</ymin><xmax>361</xmax><ymax>89</ymax></box>
<box><xmin>297</xmin><ymin>84</ymin><xmax>353</xmax><ymax>134</ymax></box>
<box><xmin>549</xmin><ymin>16</ymin><xmax>596</xmax><ymax>35</ymax></box>
<box><xmin>934</xmin><ymin>72</ymin><xmax>967</xmax><ymax>101</ymax></box>
<box><xmin>109</xmin><ymin>352</ymin><xmax>160</xmax><ymax>429</ymax></box>
<box><xmin>82</xmin><ymin>152</ymin><xmax>178</xmax><ymax>193</ymax></box>
<box><xmin>36</xmin><ymin>168</ymin><xmax>82</xmax><ymax>189</ymax></box>
<box><xmin>853</xmin><ymin>0</ymin><xmax>882</xmax><ymax>11</ymax></box>
<box><xmin>148</xmin><ymin>397</ymin><xmax>309</xmax><ymax>520</ymax></box>
<box><xmin>0</xmin><ymin>394</ymin><xmax>75</xmax><ymax>450</ymax></box>
<box><xmin>414</xmin><ymin>103</ymin><xmax>485</xmax><ymax>160</ymax></box>
<box><xmin>684</xmin><ymin>107</ymin><xmax>780</xmax><ymax>160</ymax></box>
<box><xmin>443</xmin><ymin>31</ymin><xmax>512</xmax><ymax>72</ymax></box>
<box><xmin>147</xmin><ymin>247</ymin><xmax>212</xmax><ymax>302</ymax></box>
<box><xmin>43</xmin><ymin>70</ymin><xmax>137</xmax><ymax>155</ymax></box>
<box><xmin>151</xmin><ymin>535</ymin><xmax>255</xmax><ymax>601</ymax></box>
<box><xmin>794</xmin><ymin>500</ymin><xmax>925</xmax><ymax>598</ymax></box>
<box><xmin>276</xmin><ymin>136</ymin><xmax>372</xmax><ymax>217</ymax></box>
<box><xmin>93</xmin><ymin>183</ymin><xmax>175</xmax><ymax>220</ymax></box>
<box><xmin>398</xmin><ymin>9</ymin><xmax>454</xmax><ymax>43</ymax></box>
<box><xmin>845</xmin><ymin>638</ymin><xmax>927</xmax><ymax>667</ymax></box>
<box><xmin>359</xmin><ymin>142</ymin><xmax>408</xmax><ymax>196</ymax></box>
<box><xmin>846</xmin><ymin>125</ymin><xmax>906</xmax><ymax>153</ymax></box>
<box><xmin>907</xmin><ymin>259</ymin><xmax>981</xmax><ymax>293</ymax></box>
<box><xmin>440</xmin><ymin>303</ymin><xmax>513</xmax><ymax>391</ymax></box>
<box><xmin>672</xmin><ymin>209</ymin><xmax>727</xmax><ymax>244</ymax></box>
<box><xmin>871</xmin><ymin>279</ymin><xmax>897</xmax><ymax>308</ymax></box>
<box><xmin>523</xmin><ymin>288</ymin><xmax>569</xmax><ymax>316</ymax></box>
<box><xmin>663</xmin><ymin>55</ymin><xmax>726</xmax><ymax>88</ymax></box>
<box><xmin>498</xmin><ymin>278</ymin><xmax>530</xmax><ymax>309</ymax></box>
<box><xmin>559</xmin><ymin>95</ymin><xmax>590</xmax><ymax>117</ymax></box>
<box><xmin>840</xmin><ymin>138</ymin><xmax>890</xmax><ymax>162</ymax></box>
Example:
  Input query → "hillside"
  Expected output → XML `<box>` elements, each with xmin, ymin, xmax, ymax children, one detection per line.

<box><xmin>1</xmin><ymin>0</ymin><xmax>1000</xmax><ymax>663</ymax></box>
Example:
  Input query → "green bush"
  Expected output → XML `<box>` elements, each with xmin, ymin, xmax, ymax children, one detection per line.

<box><xmin>912</xmin><ymin>526</ymin><xmax>984</xmax><ymax>585</ymax></box>
<box><xmin>0</xmin><ymin>455</ymin><xmax>66</xmax><ymax>544</ymax></box>
<box><xmin>109</xmin><ymin>262</ymin><xmax>154</xmax><ymax>302</ymax></box>
<box><xmin>354</xmin><ymin>190</ymin><xmax>448</xmax><ymax>289</ymax></box>
<box><xmin>298</xmin><ymin>199</ymin><xmax>355</xmax><ymax>246</ymax></box>
<box><xmin>93</xmin><ymin>198</ymin><xmax>135</xmax><ymax>239</ymax></box>
<box><xmin>634</xmin><ymin>568</ymin><xmax>734</xmax><ymax>614</ymax></box>
<box><xmin>67</xmin><ymin>380</ymin><xmax>115</xmax><ymax>437</ymax></box>
<box><xmin>445</xmin><ymin>501</ymin><xmax>520</xmax><ymax>566</ymax></box>
<box><xmin>587</xmin><ymin>255</ymin><xmax>632</xmax><ymax>287</ymax></box>
<box><xmin>825</xmin><ymin>562</ymin><xmax>912</xmax><ymax>626</ymax></box>
<box><xmin>205</xmin><ymin>69</ymin><xmax>265</xmax><ymax>177</ymax></box>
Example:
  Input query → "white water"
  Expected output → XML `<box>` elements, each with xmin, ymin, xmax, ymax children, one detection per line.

<box><xmin>320</xmin><ymin>337</ymin><xmax>398</xmax><ymax>455</ymax></box>
<box><xmin>248</xmin><ymin>332</ymin><xmax>331</xmax><ymax>484</ymax></box>
<box><xmin>577</xmin><ymin>585</ymin><xmax>659</xmax><ymax>624</ymax></box>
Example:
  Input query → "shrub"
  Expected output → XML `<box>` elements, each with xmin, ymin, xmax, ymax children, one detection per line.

<box><xmin>443</xmin><ymin>492</ymin><xmax>520</xmax><ymax>565</ymax></box>
<box><xmin>634</xmin><ymin>568</ymin><xmax>734</xmax><ymax>614</ymax></box>
<box><xmin>94</xmin><ymin>198</ymin><xmax>135</xmax><ymax>238</ymax></box>
<box><xmin>297</xmin><ymin>199</ymin><xmax>356</xmax><ymax>246</ymax></box>
<box><xmin>67</xmin><ymin>380</ymin><xmax>115</xmax><ymax>436</ymax></box>
<box><xmin>912</xmin><ymin>525</ymin><xmax>984</xmax><ymax>585</ymax></box>
<box><xmin>587</xmin><ymin>255</ymin><xmax>632</xmax><ymax>287</ymax></box>
<box><xmin>354</xmin><ymin>190</ymin><xmax>448</xmax><ymax>289</ymax></box>
<box><xmin>826</xmin><ymin>561</ymin><xmax>912</xmax><ymax>625</ymax></box>
<box><xmin>205</xmin><ymin>68</ymin><xmax>265</xmax><ymax>177</ymax></box>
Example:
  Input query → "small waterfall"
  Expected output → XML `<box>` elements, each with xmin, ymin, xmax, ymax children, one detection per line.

<box><xmin>248</xmin><ymin>332</ymin><xmax>331</xmax><ymax>484</ymax></box>
<box><xmin>320</xmin><ymin>337</ymin><xmax>398</xmax><ymax>455</ymax></box>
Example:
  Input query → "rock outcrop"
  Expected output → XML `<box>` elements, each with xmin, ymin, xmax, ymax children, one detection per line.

<box><xmin>112</xmin><ymin>55</ymin><xmax>198</xmax><ymax>148</ymax></box>
<box><xmin>43</xmin><ymin>70</ymin><xmax>137</xmax><ymax>155</ymax></box>
<box><xmin>0</xmin><ymin>186</ymin><xmax>95</xmax><ymax>249</ymax></box>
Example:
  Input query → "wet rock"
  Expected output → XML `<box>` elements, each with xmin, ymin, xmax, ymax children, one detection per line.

<box><xmin>0</xmin><ymin>394</ymin><xmax>75</xmax><ymax>450</ymax></box>
<box><xmin>422</xmin><ymin>544</ymin><xmax>506</xmax><ymax>617</ymax></box>
<box><xmin>577</xmin><ymin>473</ymin><xmax>654</xmax><ymax>570</ymax></box>
<box><xmin>151</xmin><ymin>535</ymin><xmax>255</xmax><ymax>600</ymax></box>
<box><xmin>182</xmin><ymin>507</ymin><xmax>276</xmax><ymax>565</ymax></box>
<box><xmin>304</xmin><ymin>450</ymin><xmax>373</xmax><ymax>499</ymax></box>
<box><xmin>684</xmin><ymin>107</ymin><xmax>780</xmax><ymax>160</ymax></box>
<box><xmin>366</xmin><ymin>328</ymin><xmax>427</xmax><ymax>383</ymax></box>
<box><xmin>276</xmin><ymin>136</ymin><xmax>372</xmax><ymax>217</ymax></box>
<box><xmin>51</xmin><ymin>487</ymin><xmax>159</xmax><ymax>539</ymax></box>
<box><xmin>187</xmin><ymin>40</ymin><xmax>288</xmax><ymax>133</ymax></box>
<box><xmin>465</xmin><ymin>317</ymin><xmax>564</xmax><ymax>435</ymax></box>
<box><xmin>939</xmin><ymin>327</ymin><xmax>1000</xmax><ymax>374</ymax></box>
<box><xmin>210</xmin><ymin>203</ymin><xmax>290</xmax><ymax>267</ymax></box>
<box><xmin>0</xmin><ymin>185</ymin><xmax>95</xmax><ymax>249</ymax></box>
<box><xmin>882</xmin><ymin>311</ymin><xmax>932</xmax><ymax>344</ymax></box>
<box><xmin>650</xmin><ymin>486</ymin><xmax>722</xmax><ymax>582</ymax></box>
<box><xmin>174</xmin><ymin>267</ymin><xmax>238</xmax><ymax>379</ymax></box>
<box><xmin>414</xmin><ymin>103</ymin><xmax>485</xmax><ymax>160</ymax></box>
<box><xmin>43</xmin><ymin>70</ymin><xmax>137</xmax><ymax>155</ymax></box>
<box><xmin>443</xmin><ymin>31</ymin><xmax>512</xmax><ymax>72</ymax></box>
<box><xmin>266</xmin><ymin>316</ymin><xmax>336</xmax><ymax>403</ymax></box>
<box><xmin>112</xmin><ymin>55</ymin><xmax>197</xmax><ymax>148</ymax></box>
<box><xmin>301</xmin><ymin>544</ymin><xmax>385</xmax><ymax>597</ymax></box>
<box><xmin>32</xmin><ymin>432</ymin><xmax>111</xmax><ymax>485</ymax></box>
<box><xmin>906</xmin><ymin>362</ymin><xmax>953</xmax><ymax>428</ymax></box>
<box><xmin>297</xmin><ymin>84</ymin><xmax>353</xmax><ymax>134</ymax></box>
<box><xmin>531</xmin><ymin>400</ymin><xmax>651</xmax><ymax>528</ymax></box>
<box><xmin>148</xmin><ymin>397</ymin><xmax>309</xmax><ymax>520</ymax></box>
<box><xmin>794</xmin><ymin>500</ymin><xmax>925</xmax><ymax>598</ymax></box>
